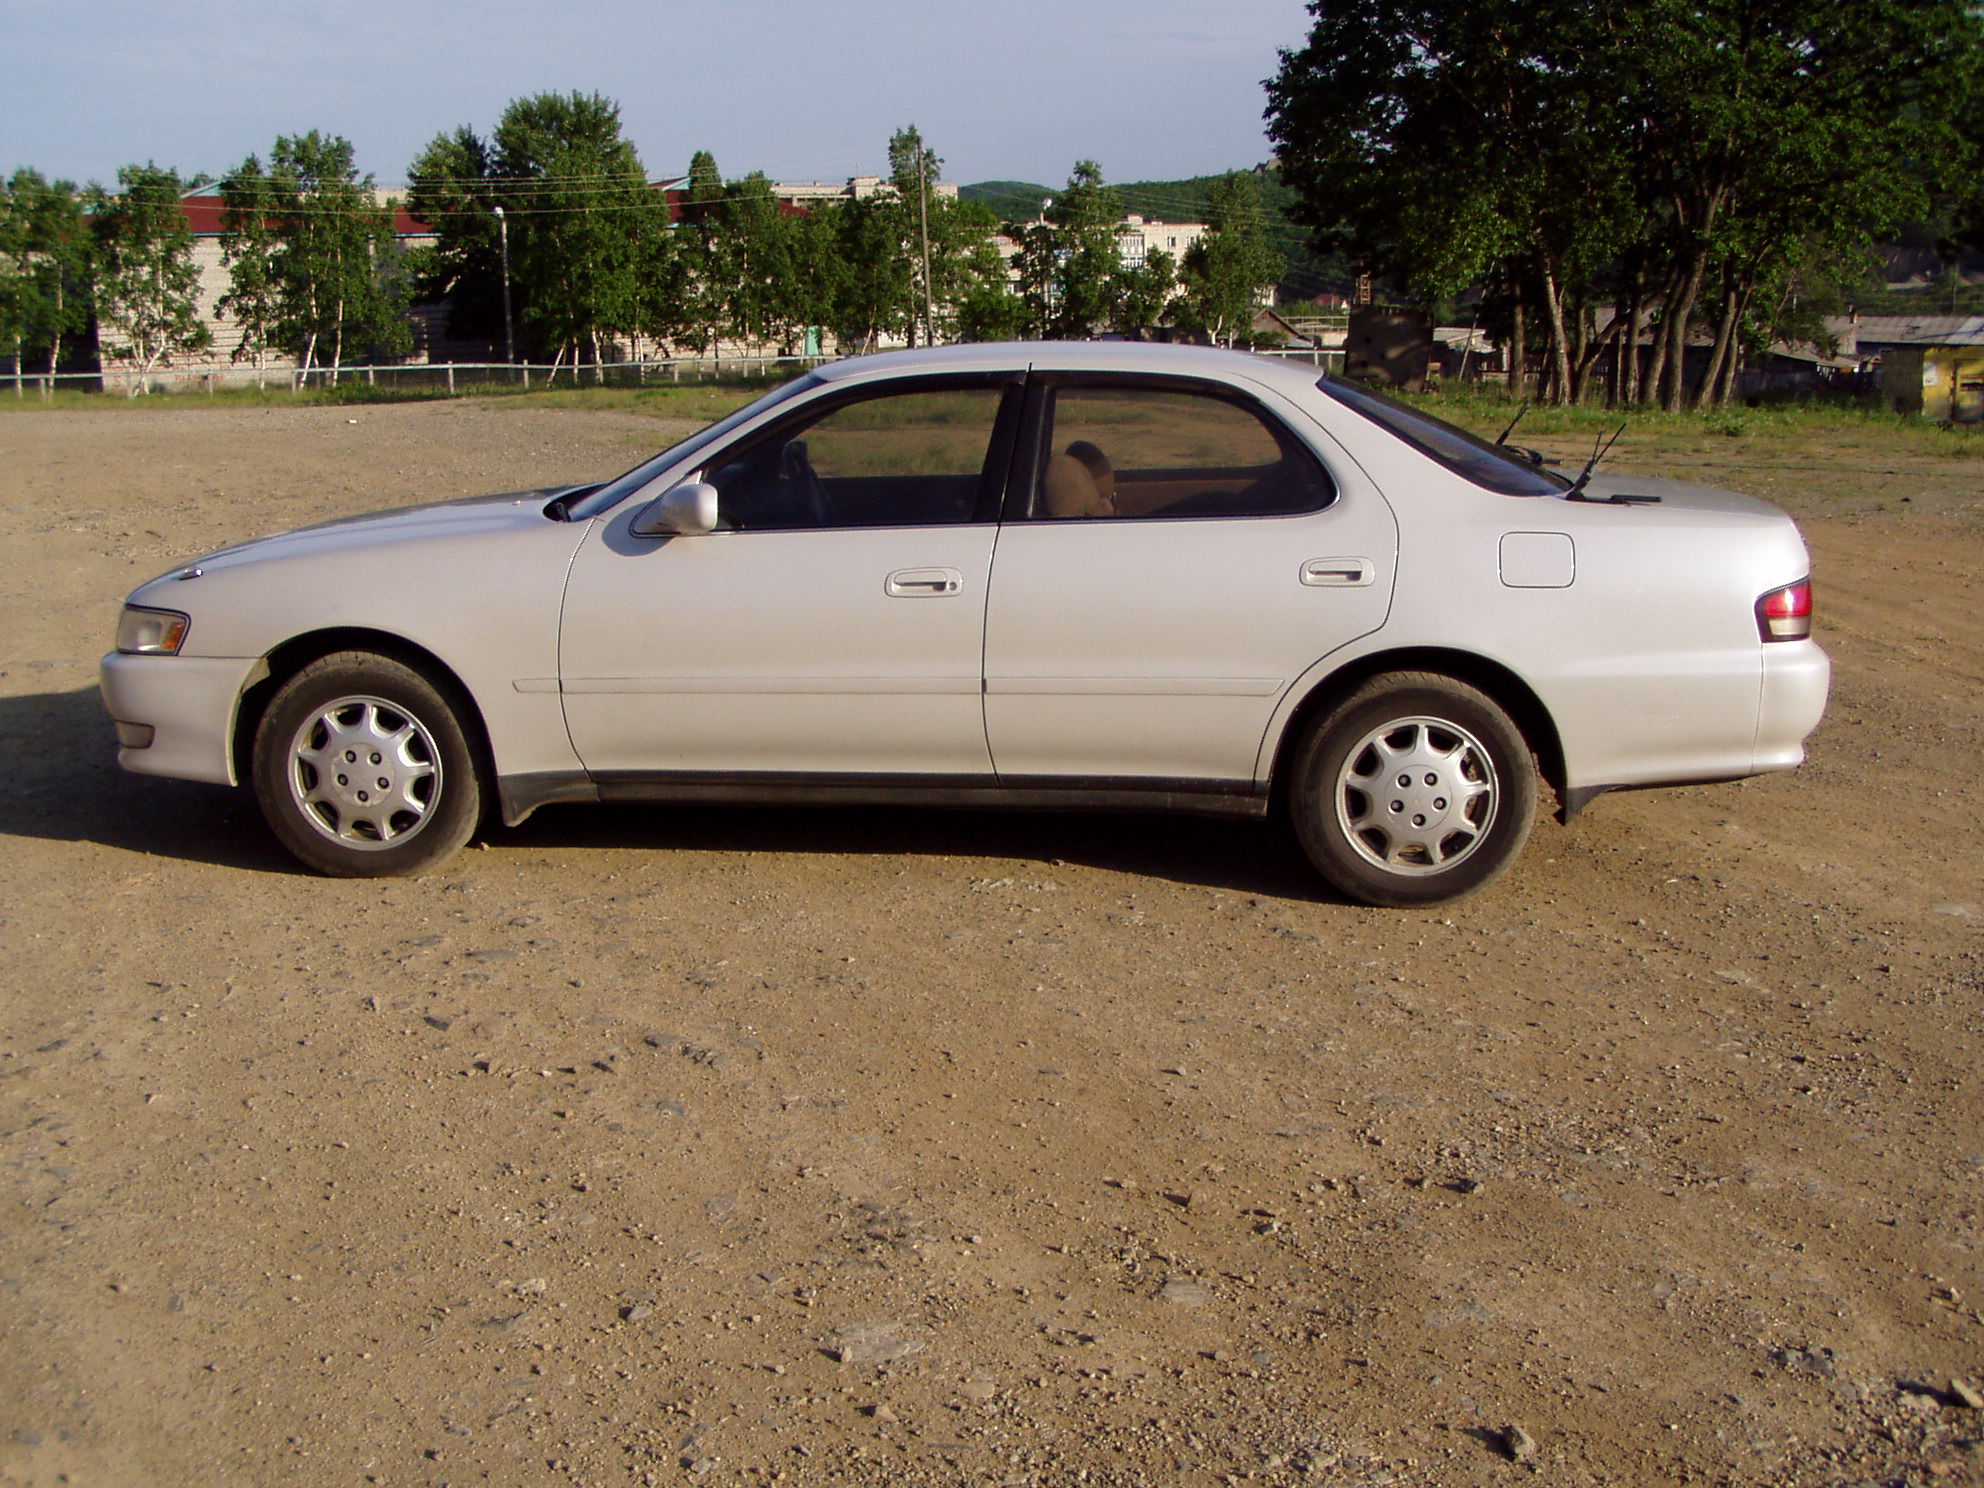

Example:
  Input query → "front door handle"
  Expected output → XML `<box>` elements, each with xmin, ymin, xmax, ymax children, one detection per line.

<box><xmin>885</xmin><ymin>567</ymin><xmax>964</xmax><ymax>598</ymax></box>
<box><xmin>1301</xmin><ymin>556</ymin><xmax>1374</xmax><ymax>587</ymax></box>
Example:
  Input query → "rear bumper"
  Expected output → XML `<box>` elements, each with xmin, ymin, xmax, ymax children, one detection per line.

<box><xmin>1755</xmin><ymin>641</ymin><xmax>1831</xmax><ymax>771</ymax></box>
<box><xmin>98</xmin><ymin>651</ymin><xmax>258</xmax><ymax>786</ymax></box>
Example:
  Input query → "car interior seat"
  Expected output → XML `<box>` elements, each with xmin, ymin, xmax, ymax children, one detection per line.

<box><xmin>1041</xmin><ymin>440</ymin><xmax>1116</xmax><ymax>518</ymax></box>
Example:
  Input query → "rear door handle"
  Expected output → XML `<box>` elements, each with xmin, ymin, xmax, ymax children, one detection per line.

<box><xmin>1301</xmin><ymin>556</ymin><xmax>1374</xmax><ymax>587</ymax></box>
<box><xmin>885</xmin><ymin>567</ymin><xmax>964</xmax><ymax>598</ymax></box>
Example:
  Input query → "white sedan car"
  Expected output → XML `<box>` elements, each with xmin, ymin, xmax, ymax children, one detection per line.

<box><xmin>100</xmin><ymin>343</ymin><xmax>1828</xmax><ymax>905</ymax></box>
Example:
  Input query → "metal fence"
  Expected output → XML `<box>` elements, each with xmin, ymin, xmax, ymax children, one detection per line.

<box><xmin>4</xmin><ymin>356</ymin><xmax>829</xmax><ymax>399</ymax></box>
<box><xmin>8</xmin><ymin>345</ymin><xmax>1343</xmax><ymax>400</ymax></box>
<box><xmin>1255</xmin><ymin>347</ymin><xmax>1346</xmax><ymax>374</ymax></box>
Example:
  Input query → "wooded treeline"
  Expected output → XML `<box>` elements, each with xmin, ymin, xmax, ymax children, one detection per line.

<box><xmin>402</xmin><ymin>95</ymin><xmax>1281</xmax><ymax>371</ymax></box>
<box><xmin>1266</xmin><ymin>0</ymin><xmax>1984</xmax><ymax>406</ymax></box>
<box><xmin>0</xmin><ymin>92</ymin><xmax>1285</xmax><ymax>388</ymax></box>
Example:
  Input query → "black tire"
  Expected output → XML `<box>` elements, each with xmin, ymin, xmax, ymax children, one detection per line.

<box><xmin>1289</xmin><ymin>672</ymin><xmax>1536</xmax><ymax>907</ymax></box>
<box><xmin>251</xmin><ymin>652</ymin><xmax>482</xmax><ymax>877</ymax></box>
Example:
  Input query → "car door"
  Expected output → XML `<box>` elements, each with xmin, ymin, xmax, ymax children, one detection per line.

<box><xmin>982</xmin><ymin>374</ymin><xmax>1398</xmax><ymax>785</ymax></box>
<box><xmin>559</xmin><ymin>376</ymin><xmax>1019</xmax><ymax>779</ymax></box>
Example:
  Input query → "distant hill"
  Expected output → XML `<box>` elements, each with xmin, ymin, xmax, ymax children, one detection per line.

<box><xmin>961</xmin><ymin>169</ymin><xmax>1352</xmax><ymax>303</ymax></box>
<box><xmin>957</xmin><ymin>181</ymin><xmax>1056</xmax><ymax>220</ymax></box>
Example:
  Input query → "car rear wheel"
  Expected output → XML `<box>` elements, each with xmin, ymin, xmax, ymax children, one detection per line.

<box><xmin>252</xmin><ymin>652</ymin><xmax>482</xmax><ymax>877</ymax></box>
<box><xmin>1289</xmin><ymin>672</ymin><xmax>1536</xmax><ymax>907</ymax></box>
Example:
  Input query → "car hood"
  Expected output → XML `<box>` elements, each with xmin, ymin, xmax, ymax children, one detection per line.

<box><xmin>168</xmin><ymin>485</ymin><xmax>591</xmax><ymax>576</ymax></box>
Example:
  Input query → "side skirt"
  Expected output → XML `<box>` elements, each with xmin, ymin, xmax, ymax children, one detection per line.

<box><xmin>497</xmin><ymin>770</ymin><xmax>1268</xmax><ymax>828</ymax></box>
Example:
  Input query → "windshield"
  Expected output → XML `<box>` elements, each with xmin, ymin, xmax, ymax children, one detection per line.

<box><xmin>560</xmin><ymin>372</ymin><xmax>825</xmax><ymax>521</ymax></box>
<box><xmin>1315</xmin><ymin>376</ymin><xmax>1568</xmax><ymax>497</ymax></box>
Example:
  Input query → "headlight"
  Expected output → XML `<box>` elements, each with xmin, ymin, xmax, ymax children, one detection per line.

<box><xmin>116</xmin><ymin>605</ymin><xmax>191</xmax><ymax>655</ymax></box>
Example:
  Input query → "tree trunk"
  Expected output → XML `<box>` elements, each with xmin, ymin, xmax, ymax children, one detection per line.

<box><xmin>1659</xmin><ymin>242</ymin><xmax>1711</xmax><ymax>411</ymax></box>
<box><xmin>1641</xmin><ymin>260</ymin><xmax>1685</xmax><ymax>410</ymax></box>
<box><xmin>1693</xmin><ymin>271</ymin><xmax>1741</xmax><ymax>412</ymax></box>
<box><xmin>1567</xmin><ymin>299</ymin><xmax>1588</xmax><ymax>403</ymax></box>
<box><xmin>1507</xmin><ymin>289</ymin><xmax>1527</xmax><ymax>399</ymax></box>
<box><xmin>1712</xmin><ymin>283</ymin><xmax>1748</xmax><ymax>407</ymax></box>
<box><xmin>1618</xmin><ymin>268</ymin><xmax>1646</xmax><ymax>407</ymax></box>
<box><xmin>1572</xmin><ymin>317</ymin><xmax>1620</xmax><ymax>405</ymax></box>
<box><xmin>331</xmin><ymin>294</ymin><xmax>346</xmax><ymax>387</ymax></box>
<box><xmin>47</xmin><ymin>278</ymin><xmax>64</xmax><ymax>395</ymax></box>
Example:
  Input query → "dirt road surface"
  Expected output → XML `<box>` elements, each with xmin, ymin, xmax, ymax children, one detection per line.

<box><xmin>2</xmin><ymin>400</ymin><xmax>1980</xmax><ymax>1487</ymax></box>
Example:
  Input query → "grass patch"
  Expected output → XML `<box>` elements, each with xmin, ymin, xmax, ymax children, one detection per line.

<box><xmin>1404</xmin><ymin>385</ymin><xmax>1984</xmax><ymax>466</ymax></box>
<box><xmin>485</xmin><ymin>374</ymin><xmax>796</xmax><ymax>423</ymax></box>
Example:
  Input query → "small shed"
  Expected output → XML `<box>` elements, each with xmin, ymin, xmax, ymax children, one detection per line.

<box><xmin>1882</xmin><ymin>342</ymin><xmax>1984</xmax><ymax>422</ymax></box>
<box><xmin>1834</xmin><ymin>315</ymin><xmax>1984</xmax><ymax>422</ymax></box>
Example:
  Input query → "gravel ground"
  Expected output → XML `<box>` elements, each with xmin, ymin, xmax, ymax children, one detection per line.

<box><xmin>1</xmin><ymin>398</ymin><xmax>1981</xmax><ymax>1488</ymax></box>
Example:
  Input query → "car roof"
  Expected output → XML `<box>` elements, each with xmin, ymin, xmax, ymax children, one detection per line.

<box><xmin>811</xmin><ymin>340</ymin><xmax>1325</xmax><ymax>398</ymax></box>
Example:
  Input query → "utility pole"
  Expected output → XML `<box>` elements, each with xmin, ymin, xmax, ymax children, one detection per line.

<box><xmin>915</xmin><ymin>142</ymin><xmax>934</xmax><ymax>347</ymax></box>
<box><xmin>493</xmin><ymin>204</ymin><xmax>515</xmax><ymax>369</ymax></box>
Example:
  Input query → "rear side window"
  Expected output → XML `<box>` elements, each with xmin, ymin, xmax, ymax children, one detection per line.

<box><xmin>1030</xmin><ymin>382</ymin><xmax>1335</xmax><ymax>521</ymax></box>
<box><xmin>1317</xmin><ymin>376</ymin><xmax>1567</xmax><ymax>497</ymax></box>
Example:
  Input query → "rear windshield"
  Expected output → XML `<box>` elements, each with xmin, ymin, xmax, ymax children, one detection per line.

<box><xmin>1316</xmin><ymin>377</ymin><xmax>1568</xmax><ymax>497</ymax></box>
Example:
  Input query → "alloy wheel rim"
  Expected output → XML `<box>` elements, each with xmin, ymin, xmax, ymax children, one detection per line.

<box><xmin>286</xmin><ymin>695</ymin><xmax>441</xmax><ymax>849</ymax></box>
<box><xmin>1334</xmin><ymin>714</ymin><xmax>1498</xmax><ymax>875</ymax></box>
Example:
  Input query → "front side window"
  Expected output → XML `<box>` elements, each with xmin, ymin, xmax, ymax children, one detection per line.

<box><xmin>706</xmin><ymin>383</ymin><xmax>1008</xmax><ymax>530</ymax></box>
<box><xmin>564</xmin><ymin>372</ymin><xmax>823</xmax><ymax>521</ymax></box>
<box><xmin>1030</xmin><ymin>383</ymin><xmax>1335</xmax><ymax>521</ymax></box>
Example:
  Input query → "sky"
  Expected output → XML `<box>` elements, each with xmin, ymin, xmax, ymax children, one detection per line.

<box><xmin>0</xmin><ymin>0</ymin><xmax>1312</xmax><ymax>192</ymax></box>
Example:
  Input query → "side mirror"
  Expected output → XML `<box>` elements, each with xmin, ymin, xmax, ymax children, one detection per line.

<box><xmin>630</xmin><ymin>481</ymin><xmax>719</xmax><ymax>537</ymax></box>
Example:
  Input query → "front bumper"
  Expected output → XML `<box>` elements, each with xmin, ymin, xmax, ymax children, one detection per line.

<box><xmin>98</xmin><ymin>651</ymin><xmax>260</xmax><ymax>786</ymax></box>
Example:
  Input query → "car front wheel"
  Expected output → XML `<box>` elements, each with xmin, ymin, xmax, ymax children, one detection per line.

<box><xmin>252</xmin><ymin>652</ymin><xmax>482</xmax><ymax>877</ymax></box>
<box><xmin>1289</xmin><ymin>672</ymin><xmax>1536</xmax><ymax>907</ymax></box>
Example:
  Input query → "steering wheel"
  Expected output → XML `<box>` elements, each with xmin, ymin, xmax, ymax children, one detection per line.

<box><xmin>780</xmin><ymin>439</ymin><xmax>834</xmax><ymax>526</ymax></box>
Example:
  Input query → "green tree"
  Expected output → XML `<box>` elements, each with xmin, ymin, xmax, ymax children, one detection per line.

<box><xmin>1007</xmin><ymin>215</ymin><xmax>1060</xmax><ymax>338</ymax></box>
<box><xmin>948</xmin><ymin>227</ymin><xmax>1027</xmax><ymax>342</ymax></box>
<box><xmin>1268</xmin><ymin>1</ymin><xmax>1629</xmax><ymax>399</ymax></box>
<box><xmin>888</xmin><ymin>126</ymin><xmax>939</xmax><ymax>344</ymax></box>
<box><xmin>91</xmin><ymin>164</ymin><xmax>211</xmax><ymax>393</ymax></box>
<box><xmin>678</xmin><ymin>150</ymin><xmax>725</xmax><ymax>227</ymax></box>
<box><xmin>410</xmin><ymin>93</ymin><xmax>658</xmax><ymax>376</ymax></box>
<box><xmin>1268</xmin><ymin>0</ymin><xmax>1984</xmax><ymax>406</ymax></box>
<box><xmin>1629</xmin><ymin>0</ymin><xmax>1979</xmax><ymax>408</ymax></box>
<box><xmin>0</xmin><ymin>170</ymin><xmax>92</xmax><ymax>391</ymax></box>
<box><xmin>716</xmin><ymin>172</ymin><xmax>801</xmax><ymax>351</ymax></box>
<box><xmin>492</xmin><ymin>92</ymin><xmax>652</xmax><ymax>377</ymax></box>
<box><xmin>921</xmin><ymin>195</ymin><xmax>1015</xmax><ymax>345</ymax></box>
<box><xmin>1110</xmin><ymin>248</ymin><xmax>1175</xmax><ymax>339</ymax></box>
<box><xmin>875</xmin><ymin>126</ymin><xmax>1018</xmax><ymax>346</ymax></box>
<box><xmin>1176</xmin><ymin>172</ymin><xmax>1283</xmax><ymax>346</ymax></box>
<box><xmin>404</xmin><ymin>126</ymin><xmax>507</xmax><ymax>349</ymax></box>
<box><xmin>218</xmin><ymin>132</ymin><xmax>410</xmax><ymax>384</ymax></box>
<box><xmin>664</xmin><ymin>150</ymin><xmax>734</xmax><ymax>362</ymax></box>
<box><xmin>822</xmin><ymin>193</ymin><xmax>912</xmax><ymax>353</ymax></box>
<box><xmin>214</xmin><ymin>161</ymin><xmax>283</xmax><ymax>380</ymax></box>
<box><xmin>1043</xmin><ymin>160</ymin><xmax>1125</xmax><ymax>338</ymax></box>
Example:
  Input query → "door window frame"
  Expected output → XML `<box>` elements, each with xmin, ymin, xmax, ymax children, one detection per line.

<box><xmin>689</xmin><ymin>371</ymin><xmax>1027</xmax><ymax>532</ymax></box>
<box><xmin>1002</xmin><ymin>372</ymin><xmax>1340</xmax><ymax>524</ymax></box>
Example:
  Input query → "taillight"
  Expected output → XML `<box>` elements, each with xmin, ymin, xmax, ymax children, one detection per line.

<box><xmin>1756</xmin><ymin>579</ymin><xmax>1813</xmax><ymax>642</ymax></box>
